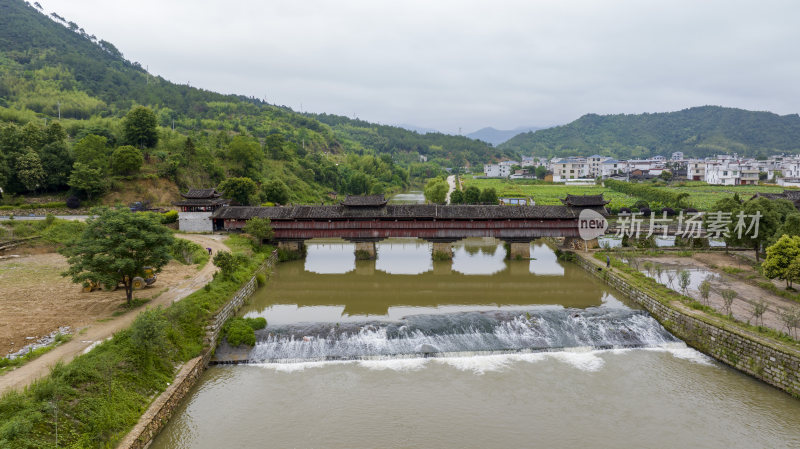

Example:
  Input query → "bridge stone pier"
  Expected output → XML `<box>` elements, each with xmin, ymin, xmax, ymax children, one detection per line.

<box><xmin>503</xmin><ymin>239</ymin><xmax>532</xmax><ymax>260</ymax></box>
<box><xmin>345</xmin><ymin>238</ymin><xmax>379</xmax><ymax>260</ymax></box>
<box><xmin>277</xmin><ymin>240</ymin><xmax>305</xmax><ymax>254</ymax></box>
<box><xmin>427</xmin><ymin>238</ymin><xmax>459</xmax><ymax>260</ymax></box>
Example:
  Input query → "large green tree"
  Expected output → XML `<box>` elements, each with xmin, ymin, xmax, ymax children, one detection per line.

<box><xmin>68</xmin><ymin>162</ymin><xmax>107</xmax><ymax>200</ymax></box>
<box><xmin>450</xmin><ymin>189</ymin><xmax>464</xmax><ymax>204</ymax></box>
<box><xmin>123</xmin><ymin>106</ymin><xmax>159</xmax><ymax>149</ymax></box>
<box><xmin>61</xmin><ymin>208</ymin><xmax>175</xmax><ymax>304</ymax></box>
<box><xmin>111</xmin><ymin>145</ymin><xmax>144</xmax><ymax>175</ymax></box>
<box><xmin>243</xmin><ymin>217</ymin><xmax>274</xmax><ymax>247</ymax></box>
<box><xmin>741</xmin><ymin>198</ymin><xmax>794</xmax><ymax>261</ymax></box>
<box><xmin>219</xmin><ymin>177</ymin><xmax>258</xmax><ymax>205</ymax></box>
<box><xmin>227</xmin><ymin>136</ymin><xmax>262</xmax><ymax>178</ymax></box>
<box><xmin>763</xmin><ymin>235</ymin><xmax>800</xmax><ymax>289</ymax></box>
<box><xmin>73</xmin><ymin>134</ymin><xmax>109</xmax><ymax>172</ymax></box>
<box><xmin>424</xmin><ymin>178</ymin><xmax>448</xmax><ymax>204</ymax></box>
<box><xmin>262</xmin><ymin>179</ymin><xmax>290</xmax><ymax>204</ymax></box>
<box><xmin>38</xmin><ymin>142</ymin><xmax>73</xmax><ymax>190</ymax></box>
<box><xmin>15</xmin><ymin>149</ymin><xmax>46</xmax><ymax>192</ymax></box>
<box><xmin>479</xmin><ymin>187</ymin><xmax>499</xmax><ymax>205</ymax></box>
<box><xmin>463</xmin><ymin>185</ymin><xmax>481</xmax><ymax>204</ymax></box>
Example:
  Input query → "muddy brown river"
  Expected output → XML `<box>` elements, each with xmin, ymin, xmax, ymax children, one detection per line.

<box><xmin>151</xmin><ymin>240</ymin><xmax>800</xmax><ymax>448</ymax></box>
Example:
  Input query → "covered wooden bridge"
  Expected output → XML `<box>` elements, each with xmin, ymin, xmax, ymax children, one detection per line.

<box><xmin>209</xmin><ymin>194</ymin><xmax>608</xmax><ymax>258</ymax></box>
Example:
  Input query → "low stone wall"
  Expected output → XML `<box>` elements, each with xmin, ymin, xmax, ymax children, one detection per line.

<box><xmin>572</xmin><ymin>252</ymin><xmax>800</xmax><ymax>397</ymax></box>
<box><xmin>117</xmin><ymin>249</ymin><xmax>278</xmax><ymax>449</ymax></box>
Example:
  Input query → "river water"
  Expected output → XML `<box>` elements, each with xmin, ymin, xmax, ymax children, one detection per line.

<box><xmin>151</xmin><ymin>240</ymin><xmax>800</xmax><ymax>448</ymax></box>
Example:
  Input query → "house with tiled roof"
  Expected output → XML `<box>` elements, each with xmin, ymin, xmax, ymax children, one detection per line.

<box><xmin>175</xmin><ymin>188</ymin><xmax>230</xmax><ymax>232</ymax></box>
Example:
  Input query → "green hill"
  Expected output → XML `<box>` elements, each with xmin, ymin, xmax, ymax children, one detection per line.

<box><xmin>0</xmin><ymin>0</ymin><xmax>500</xmax><ymax>204</ymax></box>
<box><xmin>500</xmin><ymin>106</ymin><xmax>800</xmax><ymax>160</ymax></box>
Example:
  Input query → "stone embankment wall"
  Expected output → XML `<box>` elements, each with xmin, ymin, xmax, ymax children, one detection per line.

<box><xmin>117</xmin><ymin>249</ymin><xmax>278</xmax><ymax>449</ymax></box>
<box><xmin>573</xmin><ymin>252</ymin><xmax>800</xmax><ymax>397</ymax></box>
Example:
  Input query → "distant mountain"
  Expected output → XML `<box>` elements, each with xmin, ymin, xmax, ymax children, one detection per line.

<box><xmin>466</xmin><ymin>126</ymin><xmax>543</xmax><ymax>146</ymax></box>
<box><xmin>499</xmin><ymin>106</ymin><xmax>800</xmax><ymax>159</ymax></box>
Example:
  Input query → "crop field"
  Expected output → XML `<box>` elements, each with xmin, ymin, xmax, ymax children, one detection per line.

<box><xmin>461</xmin><ymin>177</ymin><xmax>638</xmax><ymax>209</ymax></box>
<box><xmin>462</xmin><ymin>177</ymin><xmax>796</xmax><ymax>211</ymax></box>
<box><xmin>662</xmin><ymin>183</ymin><xmax>793</xmax><ymax>210</ymax></box>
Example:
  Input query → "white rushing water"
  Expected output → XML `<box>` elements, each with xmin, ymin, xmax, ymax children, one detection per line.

<box><xmin>245</xmin><ymin>308</ymin><xmax>680</xmax><ymax>363</ymax></box>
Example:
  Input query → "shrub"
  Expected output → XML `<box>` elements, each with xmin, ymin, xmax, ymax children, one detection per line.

<box><xmin>161</xmin><ymin>210</ymin><xmax>178</xmax><ymax>224</ymax></box>
<box><xmin>223</xmin><ymin>317</ymin><xmax>266</xmax><ymax>347</ymax></box>
<box><xmin>213</xmin><ymin>251</ymin><xmax>248</xmax><ymax>278</ymax></box>
<box><xmin>605</xmin><ymin>179</ymin><xmax>689</xmax><ymax>208</ymax></box>
<box><xmin>244</xmin><ymin>317</ymin><xmax>267</xmax><ymax>330</ymax></box>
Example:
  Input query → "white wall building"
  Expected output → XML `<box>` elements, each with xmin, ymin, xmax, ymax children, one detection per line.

<box><xmin>671</xmin><ymin>152</ymin><xmax>684</xmax><ymax>161</ymax></box>
<box><xmin>599</xmin><ymin>159</ymin><xmax>624</xmax><ymax>178</ymax></box>
<box><xmin>483</xmin><ymin>164</ymin><xmax>512</xmax><ymax>178</ymax></box>
<box><xmin>687</xmin><ymin>160</ymin><xmax>706</xmax><ymax>181</ymax></box>
<box><xmin>587</xmin><ymin>154</ymin><xmax>611</xmax><ymax>178</ymax></box>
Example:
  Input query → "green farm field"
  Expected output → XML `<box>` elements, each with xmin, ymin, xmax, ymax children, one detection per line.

<box><xmin>662</xmin><ymin>183</ymin><xmax>795</xmax><ymax>210</ymax></box>
<box><xmin>461</xmin><ymin>177</ymin><xmax>637</xmax><ymax>209</ymax></box>
<box><xmin>462</xmin><ymin>177</ymin><xmax>796</xmax><ymax>211</ymax></box>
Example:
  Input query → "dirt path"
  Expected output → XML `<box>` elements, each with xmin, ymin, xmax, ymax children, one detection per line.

<box><xmin>445</xmin><ymin>175</ymin><xmax>456</xmax><ymax>204</ymax></box>
<box><xmin>0</xmin><ymin>234</ymin><xmax>227</xmax><ymax>394</ymax></box>
<box><xmin>639</xmin><ymin>252</ymin><xmax>798</xmax><ymax>334</ymax></box>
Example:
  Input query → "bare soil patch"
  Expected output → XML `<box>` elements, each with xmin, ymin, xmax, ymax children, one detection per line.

<box><xmin>0</xmin><ymin>234</ymin><xmax>228</xmax><ymax>393</ymax></box>
<box><xmin>0</xmin><ymin>253</ymin><xmax>196</xmax><ymax>356</ymax></box>
<box><xmin>640</xmin><ymin>252</ymin><xmax>799</xmax><ymax>334</ymax></box>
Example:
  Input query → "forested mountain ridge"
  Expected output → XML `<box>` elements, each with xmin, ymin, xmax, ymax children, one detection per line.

<box><xmin>499</xmin><ymin>106</ymin><xmax>800</xmax><ymax>160</ymax></box>
<box><xmin>0</xmin><ymin>0</ymin><xmax>501</xmax><ymax>204</ymax></box>
<box><xmin>307</xmin><ymin>113</ymin><xmax>512</xmax><ymax>168</ymax></box>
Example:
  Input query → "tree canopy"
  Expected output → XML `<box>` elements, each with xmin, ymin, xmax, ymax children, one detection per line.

<box><xmin>123</xmin><ymin>106</ymin><xmax>159</xmax><ymax>149</ymax></box>
<box><xmin>61</xmin><ymin>208</ymin><xmax>175</xmax><ymax>304</ymax></box>
<box><xmin>763</xmin><ymin>235</ymin><xmax>800</xmax><ymax>289</ymax></box>
<box><xmin>243</xmin><ymin>217</ymin><xmax>274</xmax><ymax>247</ymax></box>
<box><xmin>424</xmin><ymin>178</ymin><xmax>448</xmax><ymax>204</ymax></box>
<box><xmin>111</xmin><ymin>145</ymin><xmax>144</xmax><ymax>175</ymax></box>
<box><xmin>218</xmin><ymin>177</ymin><xmax>258</xmax><ymax>205</ymax></box>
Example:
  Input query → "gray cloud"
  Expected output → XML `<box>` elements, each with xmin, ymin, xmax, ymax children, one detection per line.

<box><xmin>41</xmin><ymin>0</ymin><xmax>800</xmax><ymax>133</ymax></box>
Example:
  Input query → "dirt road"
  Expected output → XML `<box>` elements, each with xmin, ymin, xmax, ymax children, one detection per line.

<box><xmin>445</xmin><ymin>175</ymin><xmax>456</xmax><ymax>204</ymax></box>
<box><xmin>0</xmin><ymin>234</ymin><xmax>227</xmax><ymax>394</ymax></box>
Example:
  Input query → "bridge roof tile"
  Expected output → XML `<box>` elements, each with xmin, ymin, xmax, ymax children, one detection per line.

<box><xmin>211</xmin><ymin>205</ymin><xmax>604</xmax><ymax>221</ymax></box>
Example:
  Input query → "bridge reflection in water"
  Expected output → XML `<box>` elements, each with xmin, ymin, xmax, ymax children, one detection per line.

<box><xmin>240</xmin><ymin>239</ymin><xmax>616</xmax><ymax>322</ymax></box>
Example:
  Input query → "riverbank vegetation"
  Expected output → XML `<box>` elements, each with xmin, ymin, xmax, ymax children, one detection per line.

<box><xmin>0</xmin><ymin>232</ymin><xmax>269</xmax><ymax>448</ymax></box>
<box><xmin>223</xmin><ymin>317</ymin><xmax>267</xmax><ymax>347</ymax></box>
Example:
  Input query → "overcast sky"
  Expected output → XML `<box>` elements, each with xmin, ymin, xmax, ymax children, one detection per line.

<box><xmin>40</xmin><ymin>0</ymin><xmax>800</xmax><ymax>134</ymax></box>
